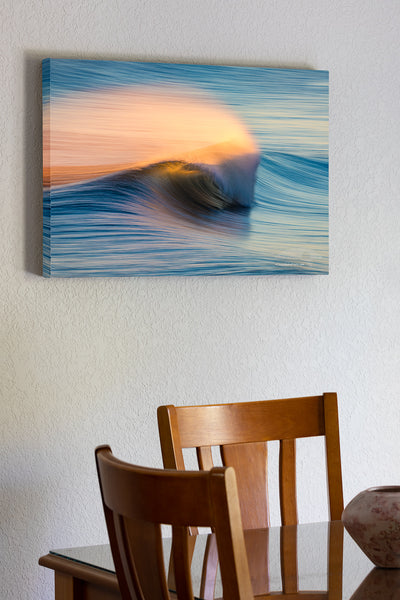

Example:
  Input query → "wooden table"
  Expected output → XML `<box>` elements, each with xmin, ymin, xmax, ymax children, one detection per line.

<box><xmin>39</xmin><ymin>521</ymin><xmax>399</xmax><ymax>599</ymax></box>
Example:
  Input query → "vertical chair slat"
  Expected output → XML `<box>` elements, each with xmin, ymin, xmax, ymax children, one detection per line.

<box><xmin>279</xmin><ymin>438</ymin><xmax>298</xmax><ymax>526</ymax></box>
<box><xmin>197</xmin><ymin>446</ymin><xmax>214</xmax><ymax>470</ymax></box>
<box><xmin>123</xmin><ymin>518</ymin><xmax>170</xmax><ymax>600</ymax></box>
<box><xmin>221</xmin><ymin>442</ymin><xmax>269</xmax><ymax>529</ymax></box>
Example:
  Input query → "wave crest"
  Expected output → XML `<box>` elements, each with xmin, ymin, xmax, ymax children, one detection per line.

<box><xmin>116</xmin><ymin>152</ymin><xmax>259</xmax><ymax>214</ymax></box>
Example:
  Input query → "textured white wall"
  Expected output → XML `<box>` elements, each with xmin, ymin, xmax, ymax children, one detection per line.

<box><xmin>1</xmin><ymin>1</ymin><xmax>400</xmax><ymax>598</ymax></box>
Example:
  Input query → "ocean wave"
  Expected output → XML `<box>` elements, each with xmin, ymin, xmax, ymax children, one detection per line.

<box><xmin>114</xmin><ymin>159</ymin><xmax>253</xmax><ymax>212</ymax></box>
<box><xmin>48</xmin><ymin>158</ymin><xmax>256</xmax><ymax>234</ymax></box>
<box><xmin>43</xmin><ymin>151</ymin><xmax>328</xmax><ymax>277</ymax></box>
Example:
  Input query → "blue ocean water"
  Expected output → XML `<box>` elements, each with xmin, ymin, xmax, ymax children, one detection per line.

<box><xmin>43</xmin><ymin>152</ymin><xmax>328</xmax><ymax>276</ymax></box>
<box><xmin>43</xmin><ymin>60</ymin><xmax>329</xmax><ymax>277</ymax></box>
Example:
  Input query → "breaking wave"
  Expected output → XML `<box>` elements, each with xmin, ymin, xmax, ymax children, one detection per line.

<box><xmin>43</xmin><ymin>152</ymin><xmax>328</xmax><ymax>277</ymax></box>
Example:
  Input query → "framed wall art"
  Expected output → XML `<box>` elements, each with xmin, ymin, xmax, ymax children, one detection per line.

<box><xmin>43</xmin><ymin>59</ymin><xmax>329</xmax><ymax>277</ymax></box>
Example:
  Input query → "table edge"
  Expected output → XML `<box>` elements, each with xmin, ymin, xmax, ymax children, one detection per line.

<box><xmin>39</xmin><ymin>553</ymin><xmax>120</xmax><ymax>592</ymax></box>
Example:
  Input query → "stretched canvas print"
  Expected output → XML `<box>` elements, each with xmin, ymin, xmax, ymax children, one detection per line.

<box><xmin>43</xmin><ymin>59</ymin><xmax>329</xmax><ymax>277</ymax></box>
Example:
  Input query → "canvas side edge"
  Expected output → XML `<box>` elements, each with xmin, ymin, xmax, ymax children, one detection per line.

<box><xmin>42</xmin><ymin>59</ymin><xmax>51</xmax><ymax>277</ymax></box>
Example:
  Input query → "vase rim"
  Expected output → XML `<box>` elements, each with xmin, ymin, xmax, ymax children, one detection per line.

<box><xmin>365</xmin><ymin>485</ymin><xmax>400</xmax><ymax>493</ymax></box>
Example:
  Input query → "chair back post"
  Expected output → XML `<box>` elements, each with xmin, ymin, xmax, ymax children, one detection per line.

<box><xmin>323</xmin><ymin>392</ymin><xmax>344</xmax><ymax>520</ymax></box>
<box><xmin>158</xmin><ymin>405</ymin><xmax>186</xmax><ymax>470</ymax></box>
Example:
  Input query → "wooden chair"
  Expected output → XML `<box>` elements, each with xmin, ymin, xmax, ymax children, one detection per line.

<box><xmin>158</xmin><ymin>393</ymin><xmax>344</xmax><ymax>599</ymax></box>
<box><xmin>95</xmin><ymin>445</ymin><xmax>254</xmax><ymax>600</ymax></box>
<box><xmin>157</xmin><ymin>393</ymin><xmax>344</xmax><ymax>528</ymax></box>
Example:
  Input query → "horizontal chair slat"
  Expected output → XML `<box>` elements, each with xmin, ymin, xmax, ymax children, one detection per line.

<box><xmin>176</xmin><ymin>396</ymin><xmax>325</xmax><ymax>448</ymax></box>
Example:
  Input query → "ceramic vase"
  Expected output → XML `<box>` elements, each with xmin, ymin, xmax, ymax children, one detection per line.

<box><xmin>342</xmin><ymin>486</ymin><xmax>400</xmax><ymax>568</ymax></box>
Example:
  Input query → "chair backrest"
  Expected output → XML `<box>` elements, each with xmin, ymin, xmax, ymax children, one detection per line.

<box><xmin>95</xmin><ymin>445</ymin><xmax>254</xmax><ymax>600</ymax></box>
<box><xmin>157</xmin><ymin>393</ymin><xmax>343</xmax><ymax>528</ymax></box>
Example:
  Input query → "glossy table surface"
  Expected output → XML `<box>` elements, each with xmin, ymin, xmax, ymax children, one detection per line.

<box><xmin>43</xmin><ymin>521</ymin><xmax>400</xmax><ymax>599</ymax></box>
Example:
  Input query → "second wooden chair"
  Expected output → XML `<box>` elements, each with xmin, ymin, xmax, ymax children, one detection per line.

<box><xmin>157</xmin><ymin>393</ymin><xmax>344</xmax><ymax>529</ymax></box>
